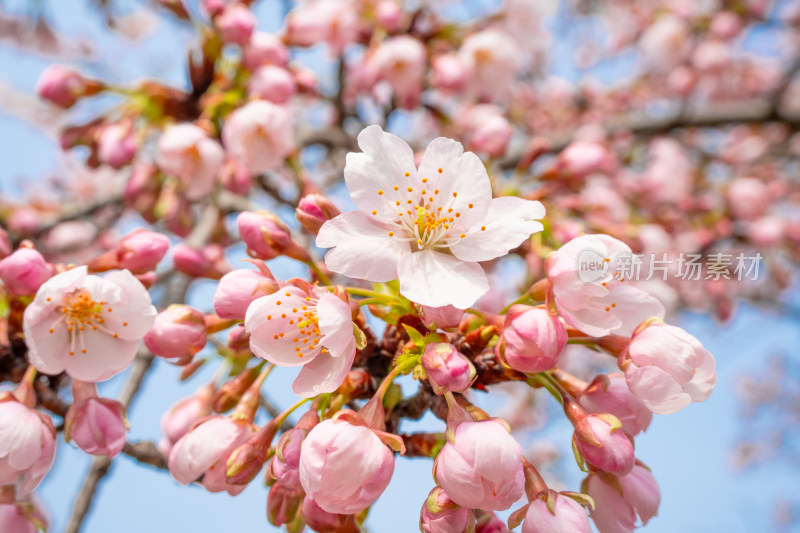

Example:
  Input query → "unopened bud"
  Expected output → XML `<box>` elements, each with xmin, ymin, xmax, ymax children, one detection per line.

<box><xmin>421</xmin><ymin>343</ymin><xmax>476</xmax><ymax>395</ymax></box>
<box><xmin>144</xmin><ymin>304</ymin><xmax>207</xmax><ymax>361</ymax></box>
<box><xmin>237</xmin><ymin>211</ymin><xmax>310</xmax><ymax>261</ymax></box>
<box><xmin>226</xmin><ymin>420</ymin><xmax>279</xmax><ymax>485</ymax></box>
<box><xmin>296</xmin><ymin>194</ymin><xmax>341</xmax><ymax>235</ymax></box>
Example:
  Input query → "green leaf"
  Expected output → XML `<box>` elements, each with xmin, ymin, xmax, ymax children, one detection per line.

<box><xmin>401</xmin><ymin>323</ymin><xmax>426</xmax><ymax>347</ymax></box>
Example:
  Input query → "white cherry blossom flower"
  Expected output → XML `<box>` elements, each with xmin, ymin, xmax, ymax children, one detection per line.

<box><xmin>316</xmin><ymin>125</ymin><xmax>545</xmax><ymax>309</ymax></box>
<box><xmin>22</xmin><ymin>266</ymin><xmax>156</xmax><ymax>382</ymax></box>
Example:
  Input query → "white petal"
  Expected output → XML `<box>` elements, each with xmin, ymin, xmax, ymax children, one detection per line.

<box><xmin>64</xmin><ymin>330</ymin><xmax>139</xmax><ymax>382</ymax></box>
<box><xmin>344</xmin><ymin>126</ymin><xmax>418</xmax><ymax>219</ymax></box>
<box><xmin>397</xmin><ymin>250</ymin><xmax>488</xmax><ymax>309</ymax></box>
<box><xmin>292</xmin><ymin>344</ymin><xmax>356</xmax><ymax>398</ymax></box>
<box><xmin>417</xmin><ymin>137</ymin><xmax>492</xmax><ymax>228</ymax></box>
<box><xmin>316</xmin><ymin>211</ymin><xmax>410</xmax><ymax>282</ymax></box>
<box><xmin>316</xmin><ymin>293</ymin><xmax>355</xmax><ymax>358</ymax></box>
<box><xmin>23</xmin><ymin>316</ymin><xmax>68</xmax><ymax>376</ymax></box>
<box><xmin>450</xmin><ymin>196</ymin><xmax>545</xmax><ymax>262</ymax></box>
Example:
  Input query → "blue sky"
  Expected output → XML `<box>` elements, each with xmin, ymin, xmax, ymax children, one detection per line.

<box><xmin>2</xmin><ymin>1</ymin><xmax>799</xmax><ymax>531</ymax></box>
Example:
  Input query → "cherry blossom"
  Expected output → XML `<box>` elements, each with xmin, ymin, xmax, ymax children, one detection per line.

<box><xmin>245</xmin><ymin>282</ymin><xmax>356</xmax><ymax>397</ymax></box>
<box><xmin>22</xmin><ymin>266</ymin><xmax>156</xmax><ymax>382</ymax></box>
<box><xmin>317</xmin><ymin>126</ymin><xmax>545</xmax><ymax>309</ymax></box>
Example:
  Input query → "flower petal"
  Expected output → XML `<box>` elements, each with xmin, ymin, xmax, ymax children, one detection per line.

<box><xmin>64</xmin><ymin>330</ymin><xmax>139</xmax><ymax>382</ymax></box>
<box><xmin>23</xmin><ymin>317</ymin><xmax>68</xmax><ymax>376</ymax></box>
<box><xmin>450</xmin><ymin>196</ymin><xmax>545</xmax><ymax>262</ymax></box>
<box><xmin>417</xmin><ymin>137</ymin><xmax>492</xmax><ymax>227</ymax></box>
<box><xmin>317</xmin><ymin>211</ymin><xmax>410</xmax><ymax>282</ymax></box>
<box><xmin>316</xmin><ymin>293</ymin><xmax>355</xmax><ymax>358</ymax></box>
<box><xmin>343</xmin><ymin>125</ymin><xmax>418</xmax><ymax>219</ymax></box>
<box><xmin>397</xmin><ymin>250</ymin><xmax>488</xmax><ymax>309</ymax></box>
<box><xmin>292</xmin><ymin>344</ymin><xmax>356</xmax><ymax>398</ymax></box>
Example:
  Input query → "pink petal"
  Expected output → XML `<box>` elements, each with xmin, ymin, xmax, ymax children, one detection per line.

<box><xmin>63</xmin><ymin>330</ymin><xmax>139</xmax><ymax>382</ymax></box>
<box><xmin>292</xmin><ymin>346</ymin><xmax>356</xmax><ymax>398</ymax></box>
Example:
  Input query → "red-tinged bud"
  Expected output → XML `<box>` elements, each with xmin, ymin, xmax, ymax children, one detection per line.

<box><xmin>227</xmin><ymin>324</ymin><xmax>251</xmax><ymax>353</ymax></box>
<box><xmin>144</xmin><ymin>305</ymin><xmax>208</xmax><ymax>361</ymax></box>
<box><xmin>172</xmin><ymin>243</ymin><xmax>231</xmax><ymax>279</ymax></box>
<box><xmin>89</xmin><ymin>229</ymin><xmax>169</xmax><ymax>274</ymax></box>
<box><xmin>301</xmin><ymin>496</ymin><xmax>360</xmax><ymax>533</ymax></box>
<box><xmin>64</xmin><ymin>382</ymin><xmax>128</xmax><ymax>458</ymax></box>
<box><xmin>36</xmin><ymin>65</ymin><xmax>104</xmax><ymax>108</ymax></box>
<box><xmin>179</xmin><ymin>358</ymin><xmax>207</xmax><ymax>381</ymax></box>
<box><xmin>335</xmin><ymin>368</ymin><xmax>372</xmax><ymax>399</ymax></box>
<box><xmin>237</xmin><ymin>211</ymin><xmax>311</xmax><ymax>262</ymax></box>
<box><xmin>420</xmin><ymin>487</ymin><xmax>475</xmax><ymax>533</ymax></box>
<box><xmin>296</xmin><ymin>194</ymin><xmax>341</xmax><ymax>235</ymax></box>
<box><xmin>213</xmin><ymin>365</ymin><xmax>263</xmax><ymax>413</ymax></box>
<box><xmin>267</xmin><ymin>483</ymin><xmax>303</xmax><ymax>527</ymax></box>
<box><xmin>97</xmin><ymin>122</ymin><xmax>137</xmax><ymax>169</ymax></box>
<box><xmin>159</xmin><ymin>383</ymin><xmax>214</xmax><ymax>455</ymax></box>
<box><xmin>226</xmin><ymin>419</ymin><xmax>280</xmax><ymax>485</ymax></box>
<box><xmin>421</xmin><ymin>343</ymin><xmax>476</xmax><ymax>395</ymax></box>
<box><xmin>0</xmin><ymin>247</ymin><xmax>53</xmax><ymax>296</ymax></box>
<box><xmin>571</xmin><ymin>407</ymin><xmax>634</xmax><ymax>476</ymax></box>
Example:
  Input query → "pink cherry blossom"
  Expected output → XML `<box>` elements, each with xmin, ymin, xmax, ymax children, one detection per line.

<box><xmin>727</xmin><ymin>177</ymin><xmax>770</xmax><ymax>220</ymax></box>
<box><xmin>579</xmin><ymin>374</ymin><xmax>652</xmax><ymax>437</ymax></box>
<box><xmin>431</xmin><ymin>54</ymin><xmax>468</xmax><ymax>93</ymax></box>
<box><xmin>498</xmin><ymin>306</ymin><xmax>567</xmax><ymax>373</ymax></box>
<box><xmin>547</xmin><ymin>234</ymin><xmax>665</xmax><ymax>337</ymax></box>
<box><xmin>242</xmin><ymin>32</ymin><xmax>289</xmax><ymax>70</ymax></box>
<box><xmin>158</xmin><ymin>383</ymin><xmax>214</xmax><ymax>455</ymax></box>
<box><xmin>247</xmin><ymin>65</ymin><xmax>296</xmax><ymax>104</ymax></box>
<box><xmin>216</xmin><ymin>3</ymin><xmax>255</xmax><ymax>45</ymax></box>
<box><xmin>296</xmin><ymin>194</ymin><xmax>342</xmax><ymax>235</ymax></box>
<box><xmin>435</xmin><ymin>419</ymin><xmax>524</xmax><ymax>511</ymax></box>
<box><xmin>371</xmin><ymin>36</ymin><xmax>427</xmax><ymax>109</ymax></box>
<box><xmin>457</xmin><ymin>105</ymin><xmax>513</xmax><ymax>158</ymax></box>
<box><xmin>22</xmin><ymin>266</ymin><xmax>156</xmax><ymax>382</ymax></box>
<box><xmin>559</xmin><ymin>141</ymin><xmax>615</xmax><ymax>178</ymax></box>
<box><xmin>587</xmin><ymin>464</ymin><xmax>660</xmax><ymax>533</ymax></box>
<box><xmin>97</xmin><ymin>123</ymin><xmax>137</xmax><ymax>169</ymax></box>
<box><xmin>65</xmin><ymin>382</ymin><xmax>127</xmax><ymax>458</ymax></box>
<box><xmin>35</xmin><ymin>65</ymin><xmax>99</xmax><ymax>108</ymax></box>
<box><xmin>300</xmin><ymin>496</ymin><xmax>359</xmax><ymax>533</ymax></box>
<box><xmin>0</xmin><ymin>395</ymin><xmax>56</xmax><ymax>497</ymax></box>
<box><xmin>622</xmin><ymin>319</ymin><xmax>717</xmax><ymax>414</ymax></box>
<box><xmin>144</xmin><ymin>305</ymin><xmax>207</xmax><ymax>361</ymax></box>
<box><xmin>458</xmin><ymin>29</ymin><xmax>521</xmax><ymax>100</ymax></box>
<box><xmin>245</xmin><ymin>283</ymin><xmax>356</xmax><ymax>397</ymax></box>
<box><xmin>421</xmin><ymin>304</ymin><xmax>464</xmax><ymax>330</ymax></box>
<box><xmin>172</xmin><ymin>243</ymin><xmax>230</xmax><ymax>279</ymax></box>
<box><xmin>638</xmin><ymin>14</ymin><xmax>692</xmax><ymax>72</ymax></box>
<box><xmin>286</xmin><ymin>0</ymin><xmax>360</xmax><ymax>54</ymax></box>
<box><xmin>168</xmin><ymin>415</ymin><xmax>256</xmax><ymax>495</ymax></box>
<box><xmin>317</xmin><ymin>126</ymin><xmax>545</xmax><ymax>309</ymax></box>
<box><xmin>222</xmin><ymin>101</ymin><xmax>295</xmax><ymax>176</ymax></box>
<box><xmin>156</xmin><ymin>124</ymin><xmax>224</xmax><ymax>201</ymax></box>
<box><xmin>213</xmin><ymin>267</ymin><xmax>280</xmax><ymax>320</ymax></box>
<box><xmin>298</xmin><ymin>417</ymin><xmax>394</xmax><ymax>514</ymax></box>
<box><xmin>0</xmin><ymin>248</ymin><xmax>53</xmax><ymax>296</ymax></box>
<box><xmin>89</xmin><ymin>229</ymin><xmax>170</xmax><ymax>274</ymax></box>
<box><xmin>522</xmin><ymin>492</ymin><xmax>592</xmax><ymax>533</ymax></box>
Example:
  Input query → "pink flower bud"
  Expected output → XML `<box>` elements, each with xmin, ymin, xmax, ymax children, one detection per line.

<box><xmin>421</xmin><ymin>343</ymin><xmax>476</xmax><ymax>395</ymax></box>
<box><xmin>375</xmin><ymin>1</ymin><xmax>402</xmax><ymax>32</ymax></box>
<box><xmin>156</xmin><ymin>124</ymin><xmax>224</xmax><ymax>201</ymax></box>
<box><xmin>168</xmin><ymin>415</ymin><xmax>256</xmax><ymax>495</ymax></box>
<box><xmin>559</xmin><ymin>141</ymin><xmax>615</xmax><ymax>178</ymax></box>
<box><xmin>0</xmin><ymin>248</ymin><xmax>53</xmax><ymax>296</ymax></box>
<box><xmin>573</xmin><ymin>413</ymin><xmax>634</xmax><ymax>475</ymax></box>
<box><xmin>296</xmin><ymin>194</ymin><xmax>341</xmax><ymax>235</ymax></box>
<box><xmin>65</xmin><ymin>382</ymin><xmax>127</xmax><ymax>458</ymax></box>
<box><xmin>216</xmin><ymin>3</ymin><xmax>255</xmax><ymax>45</ymax></box>
<box><xmin>470</xmin><ymin>115</ymin><xmax>513</xmax><ymax>158</ymax></box>
<box><xmin>475</xmin><ymin>511</ymin><xmax>509</xmax><ymax>532</ymax></box>
<box><xmin>622</xmin><ymin>318</ymin><xmax>716</xmax><ymax>415</ymax></box>
<box><xmin>299</xmin><ymin>418</ymin><xmax>394</xmax><ymax>515</ymax></box>
<box><xmin>242</xmin><ymin>31</ymin><xmax>289</xmax><ymax>70</ymax></box>
<box><xmin>301</xmin><ymin>496</ymin><xmax>359</xmax><ymax>533</ymax></box>
<box><xmin>213</xmin><ymin>267</ymin><xmax>280</xmax><ymax>320</ymax></box>
<box><xmin>118</xmin><ymin>230</ymin><xmax>170</xmax><ymax>272</ymax></box>
<box><xmin>586</xmin><ymin>464</ymin><xmax>660</xmax><ymax>533</ymax></box>
<box><xmin>172</xmin><ymin>243</ymin><xmax>230</xmax><ymax>279</ymax></box>
<box><xmin>498</xmin><ymin>306</ymin><xmax>566</xmax><ymax>374</ymax></box>
<box><xmin>0</xmin><ymin>394</ymin><xmax>56</xmax><ymax>497</ymax></box>
<box><xmin>579</xmin><ymin>374</ymin><xmax>651</xmax><ymax>437</ymax></box>
<box><xmin>420</xmin><ymin>305</ymin><xmax>464</xmax><ymax>330</ymax></box>
<box><xmin>237</xmin><ymin>211</ymin><xmax>309</xmax><ymax>261</ymax></box>
<box><xmin>431</xmin><ymin>54</ymin><xmax>468</xmax><ymax>92</ymax></box>
<box><xmin>522</xmin><ymin>491</ymin><xmax>591</xmax><ymax>533</ymax></box>
<box><xmin>435</xmin><ymin>420</ymin><xmax>524</xmax><ymax>511</ymax></box>
<box><xmin>158</xmin><ymin>383</ymin><xmax>214</xmax><ymax>455</ymax></box>
<box><xmin>420</xmin><ymin>487</ymin><xmax>472</xmax><ymax>533</ymax></box>
<box><xmin>267</xmin><ymin>483</ymin><xmax>303</xmax><ymax>527</ymax></box>
<box><xmin>6</xmin><ymin>208</ymin><xmax>40</xmax><ymax>236</ymax></box>
<box><xmin>35</xmin><ymin>65</ymin><xmax>101</xmax><ymax>108</ymax></box>
<box><xmin>247</xmin><ymin>65</ymin><xmax>296</xmax><ymax>104</ymax></box>
<box><xmin>97</xmin><ymin>123</ymin><xmax>137</xmax><ymax>169</ymax></box>
<box><xmin>144</xmin><ymin>305</ymin><xmax>208</xmax><ymax>360</ymax></box>
<box><xmin>0</xmin><ymin>497</ymin><xmax>49</xmax><ymax>533</ymax></box>
<box><xmin>727</xmin><ymin>177</ymin><xmax>770</xmax><ymax>220</ymax></box>
<box><xmin>201</xmin><ymin>0</ymin><xmax>226</xmax><ymax>17</ymax></box>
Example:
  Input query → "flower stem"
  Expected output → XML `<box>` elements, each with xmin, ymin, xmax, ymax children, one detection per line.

<box><xmin>305</xmin><ymin>260</ymin><xmax>332</xmax><ymax>286</ymax></box>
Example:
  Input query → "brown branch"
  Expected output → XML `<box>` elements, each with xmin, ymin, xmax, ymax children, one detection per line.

<box><xmin>121</xmin><ymin>440</ymin><xmax>167</xmax><ymax>470</ymax></box>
